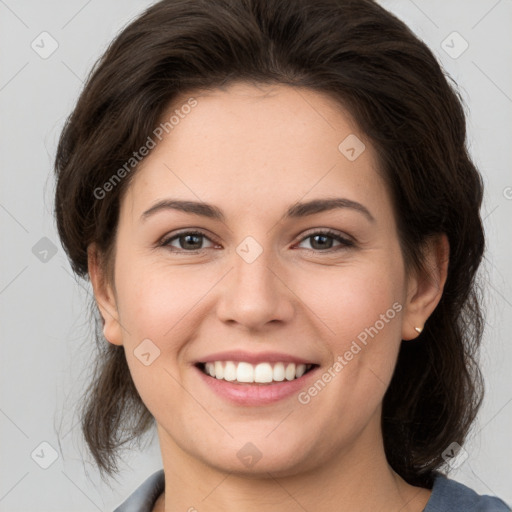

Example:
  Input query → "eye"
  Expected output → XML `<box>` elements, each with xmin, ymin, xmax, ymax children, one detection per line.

<box><xmin>159</xmin><ymin>230</ymin><xmax>217</xmax><ymax>252</ymax></box>
<box><xmin>296</xmin><ymin>229</ymin><xmax>354</xmax><ymax>252</ymax></box>
<box><xmin>158</xmin><ymin>228</ymin><xmax>354</xmax><ymax>254</ymax></box>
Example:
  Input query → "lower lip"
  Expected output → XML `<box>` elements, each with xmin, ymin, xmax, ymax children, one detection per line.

<box><xmin>195</xmin><ymin>365</ymin><xmax>319</xmax><ymax>406</ymax></box>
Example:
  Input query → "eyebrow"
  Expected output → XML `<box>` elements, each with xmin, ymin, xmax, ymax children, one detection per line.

<box><xmin>140</xmin><ymin>197</ymin><xmax>375</xmax><ymax>223</ymax></box>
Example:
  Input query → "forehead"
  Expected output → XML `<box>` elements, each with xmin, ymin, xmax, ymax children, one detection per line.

<box><xmin>122</xmin><ymin>82</ymin><xmax>391</xmax><ymax>224</ymax></box>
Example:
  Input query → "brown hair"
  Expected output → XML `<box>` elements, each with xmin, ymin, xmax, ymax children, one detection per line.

<box><xmin>54</xmin><ymin>0</ymin><xmax>485</xmax><ymax>487</ymax></box>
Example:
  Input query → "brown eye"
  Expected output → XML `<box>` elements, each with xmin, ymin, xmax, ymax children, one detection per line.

<box><xmin>160</xmin><ymin>231</ymin><xmax>216</xmax><ymax>252</ymax></box>
<box><xmin>297</xmin><ymin>230</ymin><xmax>354</xmax><ymax>252</ymax></box>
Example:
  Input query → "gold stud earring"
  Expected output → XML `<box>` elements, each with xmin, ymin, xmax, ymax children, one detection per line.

<box><xmin>414</xmin><ymin>326</ymin><xmax>423</xmax><ymax>334</ymax></box>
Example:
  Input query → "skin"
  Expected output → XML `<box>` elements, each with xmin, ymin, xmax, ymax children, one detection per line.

<box><xmin>89</xmin><ymin>82</ymin><xmax>449</xmax><ymax>511</ymax></box>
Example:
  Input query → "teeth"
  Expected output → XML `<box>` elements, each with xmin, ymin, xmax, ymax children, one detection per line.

<box><xmin>295</xmin><ymin>364</ymin><xmax>306</xmax><ymax>378</ymax></box>
<box><xmin>273</xmin><ymin>362</ymin><xmax>285</xmax><ymax>381</ymax></box>
<box><xmin>237</xmin><ymin>362</ymin><xmax>254</xmax><ymax>383</ymax></box>
<box><xmin>224</xmin><ymin>361</ymin><xmax>236</xmax><ymax>381</ymax></box>
<box><xmin>214</xmin><ymin>361</ymin><xmax>224</xmax><ymax>379</ymax></box>
<box><xmin>202</xmin><ymin>361</ymin><xmax>313</xmax><ymax>383</ymax></box>
<box><xmin>285</xmin><ymin>363</ymin><xmax>296</xmax><ymax>381</ymax></box>
<box><xmin>254</xmin><ymin>362</ymin><xmax>273</xmax><ymax>383</ymax></box>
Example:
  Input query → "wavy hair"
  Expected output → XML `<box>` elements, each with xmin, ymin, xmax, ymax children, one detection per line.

<box><xmin>54</xmin><ymin>0</ymin><xmax>485</xmax><ymax>487</ymax></box>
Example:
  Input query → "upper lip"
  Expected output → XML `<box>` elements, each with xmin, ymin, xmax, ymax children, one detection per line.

<box><xmin>196</xmin><ymin>350</ymin><xmax>318</xmax><ymax>365</ymax></box>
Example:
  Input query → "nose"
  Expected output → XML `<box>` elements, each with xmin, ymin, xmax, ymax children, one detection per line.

<box><xmin>215</xmin><ymin>243</ymin><xmax>295</xmax><ymax>331</ymax></box>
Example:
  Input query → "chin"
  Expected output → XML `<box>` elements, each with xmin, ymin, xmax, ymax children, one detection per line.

<box><xmin>190</xmin><ymin>435</ymin><xmax>320</xmax><ymax>478</ymax></box>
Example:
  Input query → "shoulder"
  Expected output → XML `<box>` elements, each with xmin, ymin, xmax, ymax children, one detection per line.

<box><xmin>113</xmin><ymin>469</ymin><xmax>165</xmax><ymax>512</ymax></box>
<box><xmin>425</xmin><ymin>472</ymin><xmax>510</xmax><ymax>512</ymax></box>
<box><xmin>111</xmin><ymin>469</ymin><xmax>511</xmax><ymax>512</ymax></box>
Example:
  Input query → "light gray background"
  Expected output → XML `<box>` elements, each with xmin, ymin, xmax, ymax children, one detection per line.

<box><xmin>0</xmin><ymin>0</ymin><xmax>511</xmax><ymax>510</ymax></box>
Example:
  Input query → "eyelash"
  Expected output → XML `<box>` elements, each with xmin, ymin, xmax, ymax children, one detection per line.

<box><xmin>158</xmin><ymin>229</ymin><xmax>355</xmax><ymax>254</ymax></box>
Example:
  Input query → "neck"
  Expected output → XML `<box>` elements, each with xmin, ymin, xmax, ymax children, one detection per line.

<box><xmin>155</xmin><ymin>416</ymin><xmax>431</xmax><ymax>512</ymax></box>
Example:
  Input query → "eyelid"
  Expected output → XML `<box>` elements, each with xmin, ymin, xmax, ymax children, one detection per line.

<box><xmin>158</xmin><ymin>229</ymin><xmax>219</xmax><ymax>251</ymax></box>
<box><xmin>159</xmin><ymin>227</ymin><xmax>355</xmax><ymax>254</ymax></box>
<box><xmin>294</xmin><ymin>228</ymin><xmax>355</xmax><ymax>251</ymax></box>
<box><xmin>296</xmin><ymin>227</ymin><xmax>354</xmax><ymax>244</ymax></box>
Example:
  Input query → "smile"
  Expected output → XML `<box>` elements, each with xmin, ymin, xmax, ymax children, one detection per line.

<box><xmin>198</xmin><ymin>361</ymin><xmax>316</xmax><ymax>384</ymax></box>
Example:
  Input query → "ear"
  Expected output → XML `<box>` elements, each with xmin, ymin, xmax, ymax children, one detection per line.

<box><xmin>87</xmin><ymin>243</ymin><xmax>123</xmax><ymax>346</ymax></box>
<box><xmin>401</xmin><ymin>233</ymin><xmax>449</xmax><ymax>341</ymax></box>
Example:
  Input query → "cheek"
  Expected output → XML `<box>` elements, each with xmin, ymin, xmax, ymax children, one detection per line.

<box><xmin>293</xmin><ymin>268</ymin><xmax>404</xmax><ymax>428</ymax></box>
<box><xmin>112</xmin><ymin>258</ymin><xmax>195</xmax><ymax>401</ymax></box>
<box><xmin>295</xmin><ymin>255</ymin><xmax>406</xmax><ymax>421</ymax></box>
<box><xmin>115</xmin><ymin>286</ymin><xmax>195</xmax><ymax>428</ymax></box>
<box><xmin>298</xmin><ymin>260</ymin><xmax>404</xmax><ymax>352</ymax></box>
<box><xmin>115</xmin><ymin>256</ymin><xmax>205</xmax><ymax>344</ymax></box>
<box><xmin>115</xmin><ymin>238</ymin><xmax>406</xmax><ymax>416</ymax></box>
<box><xmin>113</xmin><ymin>254</ymin><xmax>234</xmax><ymax>406</ymax></box>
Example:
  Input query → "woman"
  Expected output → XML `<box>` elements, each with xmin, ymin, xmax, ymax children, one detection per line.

<box><xmin>53</xmin><ymin>0</ymin><xmax>510</xmax><ymax>510</ymax></box>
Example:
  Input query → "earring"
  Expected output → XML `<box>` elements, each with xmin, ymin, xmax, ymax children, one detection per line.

<box><xmin>414</xmin><ymin>326</ymin><xmax>423</xmax><ymax>334</ymax></box>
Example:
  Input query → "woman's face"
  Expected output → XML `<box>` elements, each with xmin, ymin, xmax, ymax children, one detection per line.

<box><xmin>96</xmin><ymin>82</ymin><xmax>423</xmax><ymax>476</ymax></box>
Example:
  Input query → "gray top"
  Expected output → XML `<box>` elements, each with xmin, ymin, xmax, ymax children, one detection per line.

<box><xmin>113</xmin><ymin>469</ymin><xmax>510</xmax><ymax>512</ymax></box>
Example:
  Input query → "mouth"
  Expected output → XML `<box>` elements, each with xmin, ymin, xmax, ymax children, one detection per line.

<box><xmin>195</xmin><ymin>361</ymin><xmax>318</xmax><ymax>385</ymax></box>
